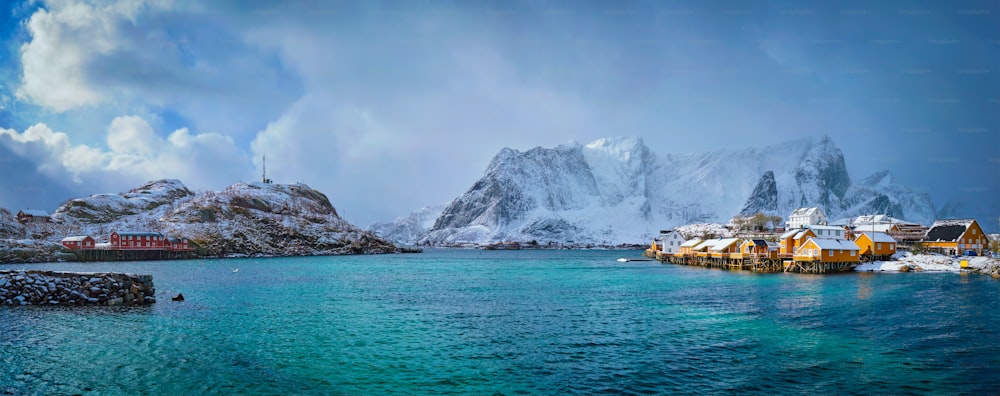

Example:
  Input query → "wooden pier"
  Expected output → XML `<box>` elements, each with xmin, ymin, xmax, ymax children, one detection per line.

<box><xmin>72</xmin><ymin>248</ymin><xmax>197</xmax><ymax>262</ymax></box>
<box><xmin>651</xmin><ymin>250</ymin><xmax>857</xmax><ymax>274</ymax></box>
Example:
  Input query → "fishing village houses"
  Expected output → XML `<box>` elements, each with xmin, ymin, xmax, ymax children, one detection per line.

<box><xmin>60</xmin><ymin>231</ymin><xmax>195</xmax><ymax>261</ymax></box>
<box><xmin>647</xmin><ymin>206</ymin><xmax>992</xmax><ymax>274</ymax></box>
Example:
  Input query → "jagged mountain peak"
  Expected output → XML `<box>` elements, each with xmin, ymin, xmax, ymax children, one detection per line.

<box><xmin>380</xmin><ymin>135</ymin><xmax>936</xmax><ymax>245</ymax></box>
<box><xmin>740</xmin><ymin>171</ymin><xmax>778</xmax><ymax>215</ymax></box>
<box><xmin>584</xmin><ymin>136</ymin><xmax>646</xmax><ymax>155</ymax></box>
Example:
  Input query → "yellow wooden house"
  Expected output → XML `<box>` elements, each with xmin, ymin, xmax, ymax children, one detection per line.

<box><xmin>779</xmin><ymin>228</ymin><xmax>816</xmax><ymax>256</ymax></box>
<box><xmin>677</xmin><ymin>238</ymin><xmax>703</xmax><ymax>256</ymax></box>
<box><xmin>709</xmin><ymin>238</ymin><xmax>742</xmax><ymax>258</ymax></box>
<box><xmin>793</xmin><ymin>238</ymin><xmax>861</xmax><ymax>263</ymax></box>
<box><xmin>853</xmin><ymin>232</ymin><xmax>897</xmax><ymax>259</ymax></box>
<box><xmin>739</xmin><ymin>239</ymin><xmax>777</xmax><ymax>259</ymax></box>
<box><xmin>923</xmin><ymin>219</ymin><xmax>988</xmax><ymax>255</ymax></box>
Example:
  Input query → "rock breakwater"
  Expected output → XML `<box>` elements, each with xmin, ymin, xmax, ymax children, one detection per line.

<box><xmin>0</xmin><ymin>270</ymin><xmax>155</xmax><ymax>306</ymax></box>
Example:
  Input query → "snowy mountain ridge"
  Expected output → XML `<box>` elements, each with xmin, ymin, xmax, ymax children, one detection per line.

<box><xmin>372</xmin><ymin>136</ymin><xmax>939</xmax><ymax>245</ymax></box>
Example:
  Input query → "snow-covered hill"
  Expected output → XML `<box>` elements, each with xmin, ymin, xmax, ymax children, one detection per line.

<box><xmin>375</xmin><ymin>136</ymin><xmax>938</xmax><ymax>245</ymax></box>
<box><xmin>11</xmin><ymin>179</ymin><xmax>399</xmax><ymax>258</ymax></box>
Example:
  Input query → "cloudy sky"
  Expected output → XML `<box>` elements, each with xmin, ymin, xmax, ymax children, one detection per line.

<box><xmin>0</xmin><ymin>0</ymin><xmax>997</xmax><ymax>227</ymax></box>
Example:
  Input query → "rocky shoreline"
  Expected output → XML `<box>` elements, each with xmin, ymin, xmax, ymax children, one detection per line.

<box><xmin>0</xmin><ymin>270</ymin><xmax>155</xmax><ymax>306</ymax></box>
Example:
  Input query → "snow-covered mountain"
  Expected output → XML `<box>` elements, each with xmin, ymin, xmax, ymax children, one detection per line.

<box><xmin>374</xmin><ymin>136</ymin><xmax>938</xmax><ymax>245</ymax></box>
<box><xmin>23</xmin><ymin>179</ymin><xmax>400</xmax><ymax>257</ymax></box>
<box><xmin>368</xmin><ymin>204</ymin><xmax>446</xmax><ymax>245</ymax></box>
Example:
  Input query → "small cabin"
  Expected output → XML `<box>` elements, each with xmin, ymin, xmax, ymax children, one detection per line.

<box><xmin>854</xmin><ymin>232</ymin><xmax>896</xmax><ymax>259</ymax></box>
<box><xmin>923</xmin><ymin>219</ymin><xmax>987</xmax><ymax>256</ymax></box>
<box><xmin>61</xmin><ymin>235</ymin><xmax>95</xmax><ymax>250</ymax></box>
<box><xmin>693</xmin><ymin>239</ymin><xmax>721</xmax><ymax>257</ymax></box>
<box><xmin>678</xmin><ymin>238</ymin><xmax>703</xmax><ymax>256</ymax></box>
<box><xmin>168</xmin><ymin>237</ymin><xmax>193</xmax><ymax>251</ymax></box>
<box><xmin>709</xmin><ymin>238</ymin><xmax>742</xmax><ymax>258</ymax></box>
<box><xmin>793</xmin><ymin>237</ymin><xmax>860</xmax><ymax>263</ymax></box>
<box><xmin>740</xmin><ymin>239</ymin><xmax>776</xmax><ymax>258</ymax></box>
<box><xmin>16</xmin><ymin>209</ymin><xmax>50</xmax><ymax>224</ymax></box>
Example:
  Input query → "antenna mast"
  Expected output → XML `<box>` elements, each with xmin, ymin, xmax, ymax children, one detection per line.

<box><xmin>262</xmin><ymin>155</ymin><xmax>272</xmax><ymax>184</ymax></box>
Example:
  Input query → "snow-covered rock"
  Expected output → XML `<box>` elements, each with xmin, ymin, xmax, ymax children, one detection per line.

<box><xmin>4</xmin><ymin>179</ymin><xmax>399</xmax><ymax>260</ymax></box>
<box><xmin>384</xmin><ymin>135</ymin><xmax>937</xmax><ymax>245</ymax></box>
<box><xmin>856</xmin><ymin>252</ymin><xmax>999</xmax><ymax>274</ymax></box>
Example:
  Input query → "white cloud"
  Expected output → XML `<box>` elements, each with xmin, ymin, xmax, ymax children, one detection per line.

<box><xmin>107</xmin><ymin>115</ymin><xmax>157</xmax><ymax>154</ymax></box>
<box><xmin>0</xmin><ymin>115</ymin><xmax>251</xmax><ymax>190</ymax></box>
<box><xmin>15</xmin><ymin>0</ymin><xmax>154</xmax><ymax>111</ymax></box>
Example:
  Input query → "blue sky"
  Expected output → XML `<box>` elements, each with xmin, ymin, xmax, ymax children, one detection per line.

<box><xmin>0</xmin><ymin>0</ymin><xmax>997</xmax><ymax>228</ymax></box>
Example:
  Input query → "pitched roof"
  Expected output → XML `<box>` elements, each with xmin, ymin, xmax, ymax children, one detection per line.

<box><xmin>794</xmin><ymin>230</ymin><xmax>813</xmax><ymax>240</ymax></box>
<box><xmin>790</xmin><ymin>207</ymin><xmax>824</xmax><ymax>217</ymax></box>
<box><xmin>680</xmin><ymin>238</ymin><xmax>703</xmax><ymax>248</ymax></box>
<box><xmin>853</xmin><ymin>224</ymin><xmax>898</xmax><ymax>233</ymax></box>
<box><xmin>805</xmin><ymin>225</ymin><xmax>845</xmax><ymax>232</ymax></box>
<box><xmin>751</xmin><ymin>239</ymin><xmax>768</xmax><ymax>247</ymax></box>
<box><xmin>925</xmin><ymin>220</ymin><xmax>973</xmax><ymax>242</ymax></box>
<box><xmin>710</xmin><ymin>238</ymin><xmax>741</xmax><ymax>252</ymax></box>
<box><xmin>693</xmin><ymin>239</ymin><xmax>719</xmax><ymax>251</ymax></box>
<box><xmin>19</xmin><ymin>209</ymin><xmax>49</xmax><ymax>217</ymax></box>
<box><xmin>61</xmin><ymin>236</ymin><xmax>92</xmax><ymax>242</ymax></box>
<box><xmin>806</xmin><ymin>238</ymin><xmax>859</xmax><ymax>251</ymax></box>
<box><xmin>780</xmin><ymin>229</ymin><xmax>801</xmax><ymax>239</ymax></box>
<box><xmin>858</xmin><ymin>232</ymin><xmax>896</xmax><ymax>243</ymax></box>
<box><xmin>115</xmin><ymin>231</ymin><xmax>165</xmax><ymax>237</ymax></box>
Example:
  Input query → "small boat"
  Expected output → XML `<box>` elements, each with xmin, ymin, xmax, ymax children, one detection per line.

<box><xmin>617</xmin><ymin>258</ymin><xmax>629</xmax><ymax>262</ymax></box>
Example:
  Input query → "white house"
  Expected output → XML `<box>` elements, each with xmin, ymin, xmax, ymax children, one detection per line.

<box><xmin>787</xmin><ymin>207</ymin><xmax>827</xmax><ymax>229</ymax></box>
<box><xmin>658</xmin><ymin>230</ymin><xmax>687</xmax><ymax>254</ymax></box>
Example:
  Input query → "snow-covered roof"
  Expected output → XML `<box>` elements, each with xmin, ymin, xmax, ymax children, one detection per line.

<box><xmin>693</xmin><ymin>239</ymin><xmax>719</xmax><ymax>251</ymax></box>
<box><xmin>115</xmin><ymin>231</ymin><xmax>165</xmax><ymax>237</ymax></box>
<box><xmin>780</xmin><ymin>229</ymin><xmax>801</xmax><ymax>239</ymax></box>
<box><xmin>680</xmin><ymin>238</ymin><xmax>703</xmax><ymax>248</ymax></box>
<box><xmin>929</xmin><ymin>219</ymin><xmax>975</xmax><ymax>228</ymax></box>
<box><xmin>857</xmin><ymin>232</ymin><xmax>896</xmax><ymax>243</ymax></box>
<box><xmin>710</xmin><ymin>238</ymin><xmax>741</xmax><ymax>252</ymax></box>
<box><xmin>793</xmin><ymin>230</ymin><xmax>813</xmax><ymax>240</ymax></box>
<box><xmin>61</xmin><ymin>236</ymin><xmax>92</xmax><ymax>242</ymax></box>
<box><xmin>851</xmin><ymin>214</ymin><xmax>914</xmax><ymax>226</ymax></box>
<box><xmin>805</xmin><ymin>225</ymin><xmax>845</xmax><ymax>232</ymax></box>
<box><xmin>19</xmin><ymin>209</ymin><xmax>49</xmax><ymax>217</ymax></box>
<box><xmin>806</xmin><ymin>238</ymin><xmax>859</xmax><ymax>251</ymax></box>
<box><xmin>790</xmin><ymin>207</ymin><xmax>824</xmax><ymax>217</ymax></box>
<box><xmin>853</xmin><ymin>224</ymin><xmax>898</xmax><ymax>233</ymax></box>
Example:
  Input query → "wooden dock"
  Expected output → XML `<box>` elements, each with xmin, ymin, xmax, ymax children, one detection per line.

<box><xmin>72</xmin><ymin>249</ymin><xmax>197</xmax><ymax>262</ymax></box>
<box><xmin>649</xmin><ymin>250</ymin><xmax>857</xmax><ymax>274</ymax></box>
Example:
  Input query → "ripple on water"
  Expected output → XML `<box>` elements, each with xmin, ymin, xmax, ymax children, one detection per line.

<box><xmin>2</xmin><ymin>252</ymin><xmax>1000</xmax><ymax>394</ymax></box>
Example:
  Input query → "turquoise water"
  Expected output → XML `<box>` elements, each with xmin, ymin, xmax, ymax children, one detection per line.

<box><xmin>2</xmin><ymin>249</ymin><xmax>999</xmax><ymax>394</ymax></box>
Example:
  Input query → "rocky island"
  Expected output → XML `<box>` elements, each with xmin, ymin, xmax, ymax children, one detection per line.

<box><xmin>0</xmin><ymin>179</ymin><xmax>404</xmax><ymax>263</ymax></box>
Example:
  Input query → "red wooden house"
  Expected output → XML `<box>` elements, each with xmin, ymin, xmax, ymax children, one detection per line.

<box><xmin>168</xmin><ymin>237</ymin><xmax>194</xmax><ymax>251</ymax></box>
<box><xmin>16</xmin><ymin>209</ymin><xmax>50</xmax><ymax>224</ymax></box>
<box><xmin>111</xmin><ymin>231</ymin><xmax>168</xmax><ymax>250</ymax></box>
<box><xmin>61</xmin><ymin>235</ymin><xmax>95</xmax><ymax>250</ymax></box>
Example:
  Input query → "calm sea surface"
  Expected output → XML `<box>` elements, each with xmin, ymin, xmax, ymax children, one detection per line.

<box><xmin>2</xmin><ymin>249</ymin><xmax>999</xmax><ymax>394</ymax></box>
